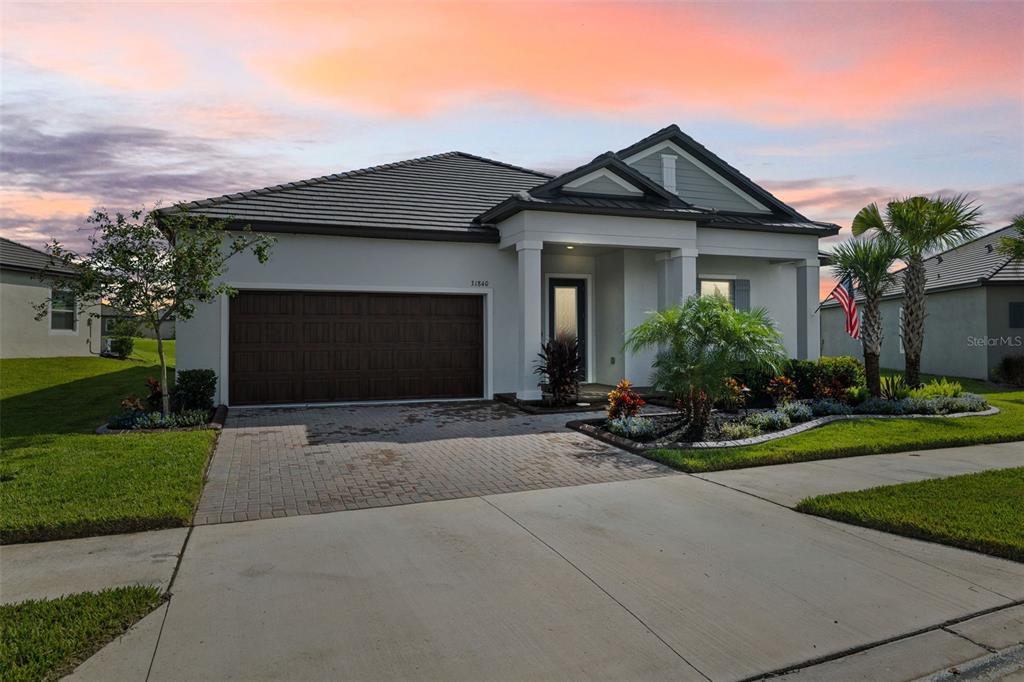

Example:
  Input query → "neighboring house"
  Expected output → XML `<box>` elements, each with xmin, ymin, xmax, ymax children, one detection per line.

<box><xmin>0</xmin><ymin>237</ymin><xmax>96</xmax><ymax>358</ymax></box>
<box><xmin>99</xmin><ymin>304</ymin><xmax>175</xmax><ymax>342</ymax></box>
<box><xmin>167</xmin><ymin>124</ymin><xmax>839</xmax><ymax>406</ymax></box>
<box><xmin>822</xmin><ymin>225</ymin><xmax>1024</xmax><ymax>380</ymax></box>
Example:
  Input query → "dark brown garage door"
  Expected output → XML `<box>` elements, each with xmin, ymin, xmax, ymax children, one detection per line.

<box><xmin>229</xmin><ymin>291</ymin><xmax>484</xmax><ymax>405</ymax></box>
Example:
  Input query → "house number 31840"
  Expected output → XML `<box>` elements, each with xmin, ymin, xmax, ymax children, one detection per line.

<box><xmin>471</xmin><ymin>280</ymin><xmax>490</xmax><ymax>287</ymax></box>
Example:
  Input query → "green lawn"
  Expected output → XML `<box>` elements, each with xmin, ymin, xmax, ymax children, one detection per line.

<box><xmin>797</xmin><ymin>468</ymin><xmax>1024</xmax><ymax>562</ymax></box>
<box><xmin>0</xmin><ymin>339</ymin><xmax>216</xmax><ymax>543</ymax></box>
<box><xmin>0</xmin><ymin>587</ymin><xmax>164</xmax><ymax>682</ymax></box>
<box><xmin>647</xmin><ymin>381</ymin><xmax>1024</xmax><ymax>473</ymax></box>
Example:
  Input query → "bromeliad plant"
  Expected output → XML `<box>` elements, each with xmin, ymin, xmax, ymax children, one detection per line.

<box><xmin>625</xmin><ymin>295</ymin><xmax>786</xmax><ymax>440</ymax></box>
<box><xmin>535</xmin><ymin>332</ymin><xmax>583</xmax><ymax>406</ymax></box>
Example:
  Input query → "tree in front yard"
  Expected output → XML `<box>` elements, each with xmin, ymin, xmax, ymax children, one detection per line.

<box><xmin>828</xmin><ymin>237</ymin><xmax>901</xmax><ymax>397</ymax></box>
<box><xmin>852</xmin><ymin>195</ymin><xmax>982</xmax><ymax>386</ymax></box>
<box><xmin>625</xmin><ymin>295</ymin><xmax>786</xmax><ymax>440</ymax></box>
<box><xmin>36</xmin><ymin>208</ymin><xmax>274</xmax><ymax>416</ymax></box>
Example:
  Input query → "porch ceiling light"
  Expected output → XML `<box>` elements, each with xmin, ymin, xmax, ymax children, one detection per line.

<box><xmin>566</xmin><ymin>245</ymin><xmax>574</xmax><ymax>250</ymax></box>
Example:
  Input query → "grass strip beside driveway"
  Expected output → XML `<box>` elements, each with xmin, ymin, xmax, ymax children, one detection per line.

<box><xmin>0</xmin><ymin>339</ymin><xmax>216</xmax><ymax>543</ymax></box>
<box><xmin>647</xmin><ymin>390</ymin><xmax>1024</xmax><ymax>473</ymax></box>
<box><xmin>796</xmin><ymin>468</ymin><xmax>1024</xmax><ymax>563</ymax></box>
<box><xmin>0</xmin><ymin>586</ymin><xmax>164</xmax><ymax>682</ymax></box>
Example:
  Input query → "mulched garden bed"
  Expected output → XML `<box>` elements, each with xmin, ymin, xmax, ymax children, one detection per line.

<box><xmin>569</xmin><ymin>405</ymin><xmax>1001</xmax><ymax>452</ymax></box>
<box><xmin>495</xmin><ymin>391</ymin><xmax>674</xmax><ymax>415</ymax></box>
<box><xmin>95</xmin><ymin>404</ymin><xmax>229</xmax><ymax>434</ymax></box>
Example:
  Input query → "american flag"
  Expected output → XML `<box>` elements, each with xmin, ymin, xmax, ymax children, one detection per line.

<box><xmin>826</xmin><ymin>277</ymin><xmax>860</xmax><ymax>340</ymax></box>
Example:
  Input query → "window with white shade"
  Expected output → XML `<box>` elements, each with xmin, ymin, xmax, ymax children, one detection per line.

<box><xmin>700</xmin><ymin>279</ymin><xmax>733</xmax><ymax>303</ymax></box>
<box><xmin>50</xmin><ymin>290</ymin><xmax>77</xmax><ymax>331</ymax></box>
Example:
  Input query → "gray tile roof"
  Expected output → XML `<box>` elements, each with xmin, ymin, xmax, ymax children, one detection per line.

<box><xmin>165</xmin><ymin>152</ymin><xmax>551</xmax><ymax>242</ymax></box>
<box><xmin>823</xmin><ymin>225</ymin><xmax>1023</xmax><ymax>305</ymax></box>
<box><xmin>0</xmin><ymin>237</ymin><xmax>77</xmax><ymax>276</ymax></box>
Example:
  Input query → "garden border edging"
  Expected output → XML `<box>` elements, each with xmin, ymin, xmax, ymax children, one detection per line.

<box><xmin>567</xmin><ymin>405</ymin><xmax>1001</xmax><ymax>452</ymax></box>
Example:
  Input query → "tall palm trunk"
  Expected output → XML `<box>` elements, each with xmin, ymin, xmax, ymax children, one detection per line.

<box><xmin>902</xmin><ymin>255</ymin><xmax>926</xmax><ymax>386</ymax></box>
<box><xmin>861</xmin><ymin>292</ymin><xmax>884</xmax><ymax>396</ymax></box>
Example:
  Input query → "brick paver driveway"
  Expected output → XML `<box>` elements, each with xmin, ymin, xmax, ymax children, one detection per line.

<box><xmin>195</xmin><ymin>401</ymin><xmax>672</xmax><ymax>524</ymax></box>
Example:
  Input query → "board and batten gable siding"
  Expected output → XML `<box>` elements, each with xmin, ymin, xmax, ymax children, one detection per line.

<box><xmin>627</xmin><ymin>150</ymin><xmax>770</xmax><ymax>213</ymax></box>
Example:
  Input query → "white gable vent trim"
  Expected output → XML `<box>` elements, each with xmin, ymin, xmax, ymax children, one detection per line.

<box><xmin>661</xmin><ymin>154</ymin><xmax>677</xmax><ymax>194</ymax></box>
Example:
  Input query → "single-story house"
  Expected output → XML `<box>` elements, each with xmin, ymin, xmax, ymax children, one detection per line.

<box><xmin>822</xmin><ymin>225</ymin><xmax>1024</xmax><ymax>380</ymax></box>
<box><xmin>0</xmin><ymin>237</ymin><xmax>97</xmax><ymax>358</ymax></box>
<box><xmin>99</xmin><ymin>304</ymin><xmax>175</xmax><ymax>342</ymax></box>
<box><xmin>168</xmin><ymin>124</ymin><xmax>839</xmax><ymax>406</ymax></box>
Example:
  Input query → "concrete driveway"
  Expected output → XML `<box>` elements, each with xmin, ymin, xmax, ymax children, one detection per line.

<box><xmin>195</xmin><ymin>401</ymin><xmax>671</xmax><ymax>524</ymax></box>
<box><xmin>80</xmin><ymin>471</ymin><xmax>1024</xmax><ymax>682</ymax></box>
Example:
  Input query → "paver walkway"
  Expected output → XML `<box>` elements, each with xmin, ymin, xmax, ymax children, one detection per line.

<box><xmin>195</xmin><ymin>401</ymin><xmax>672</xmax><ymax>524</ymax></box>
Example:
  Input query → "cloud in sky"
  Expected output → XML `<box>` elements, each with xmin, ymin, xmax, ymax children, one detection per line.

<box><xmin>0</xmin><ymin>1</ymin><xmax>1020</xmax><ymax>255</ymax></box>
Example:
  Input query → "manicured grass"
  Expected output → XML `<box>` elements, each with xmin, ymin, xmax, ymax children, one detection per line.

<box><xmin>796</xmin><ymin>468</ymin><xmax>1024</xmax><ymax>562</ymax></box>
<box><xmin>0</xmin><ymin>586</ymin><xmax>164</xmax><ymax>682</ymax></box>
<box><xmin>0</xmin><ymin>339</ymin><xmax>216</xmax><ymax>543</ymax></box>
<box><xmin>647</xmin><ymin>388</ymin><xmax>1024</xmax><ymax>473</ymax></box>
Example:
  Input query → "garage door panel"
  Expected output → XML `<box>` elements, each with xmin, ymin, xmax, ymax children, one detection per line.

<box><xmin>229</xmin><ymin>291</ymin><xmax>483</xmax><ymax>405</ymax></box>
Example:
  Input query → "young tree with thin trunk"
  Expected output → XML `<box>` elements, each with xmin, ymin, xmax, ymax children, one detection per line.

<box><xmin>36</xmin><ymin>208</ymin><xmax>274</xmax><ymax>417</ymax></box>
<box><xmin>828</xmin><ymin>237</ymin><xmax>901</xmax><ymax>396</ymax></box>
<box><xmin>851</xmin><ymin>195</ymin><xmax>982</xmax><ymax>386</ymax></box>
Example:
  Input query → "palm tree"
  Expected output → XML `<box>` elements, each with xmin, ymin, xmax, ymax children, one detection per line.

<box><xmin>997</xmin><ymin>212</ymin><xmax>1024</xmax><ymax>263</ymax></box>
<box><xmin>852</xmin><ymin>195</ymin><xmax>982</xmax><ymax>386</ymax></box>
<box><xmin>828</xmin><ymin>238</ymin><xmax>901</xmax><ymax>396</ymax></box>
<box><xmin>624</xmin><ymin>295</ymin><xmax>786</xmax><ymax>440</ymax></box>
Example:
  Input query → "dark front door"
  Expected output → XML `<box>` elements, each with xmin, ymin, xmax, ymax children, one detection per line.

<box><xmin>229</xmin><ymin>291</ymin><xmax>484</xmax><ymax>405</ymax></box>
<box><xmin>548</xmin><ymin>278</ymin><xmax>587</xmax><ymax>378</ymax></box>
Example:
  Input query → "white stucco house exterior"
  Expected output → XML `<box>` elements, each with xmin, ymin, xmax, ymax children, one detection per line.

<box><xmin>169</xmin><ymin>125</ymin><xmax>839</xmax><ymax>406</ymax></box>
<box><xmin>0</xmin><ymin>237</ymin><xmax>97</xmax><ymax>359</ymax></box>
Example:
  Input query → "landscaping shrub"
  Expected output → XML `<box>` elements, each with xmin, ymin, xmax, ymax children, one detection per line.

<box><xmin>779</xmin><ymin>401</ymin><xmax>813</xmax><ymax>423</ymax></box>
<box><xmin>106</xmin><ymin>318</ymin><xmax>141</xmax><ymax>359</ymax></box>
<box><xmin>717</xmin><ymin>377</ymin><xmax>748</xmax><ymax>412</ymax></box>
<box><xmin>856</xmin><ymin>397</ymin><xmax>909</xmax><ymax>415</ymax></box>
<box><xmin>739</xmin><ymin>364</ymin><xmax>775</xmax><ymax>402</ymax></box>
<box><xmin>108</xmin><ymin>409</ymin><xmax>209</xmax><ymax>430</ymax></box>
<box><xmin>787</xmin><ymin>359</ymin><xmax>818</xmax><ymax>399</ymax></box>
<box><xmin>994</xmin><ymin>355</ymin><xmax>1024</xmax><ymax>387</ymax></box>
<box><xmin>814</xmin><ymin>356</ymin><xmax>866</xmax><ymax>400</ymax></box>
<box><xmin>172</xmin><ymin>369</ymin><xmax>217</xmax><ymax>412</ymax></box>
<box><xmin>932</xmin><ymin>393</ymin><xmax>988</xmax><ymax>414</ymax></box>
<box><xmin>719</xmin><ymin>421</ymin><xmax>761</xmax><ymax>440</ymax></box>
<box><xmin>606</xmin><ymin>415</ymin><xmax>657</xmax><ymax>441</ymax></box>
<box><xmin>745</xmin><ymin>410</ymin><xmax>792</xmax><ymax>431</ymax></box>
<box><xmin>108</xmin><ymin>335</ymin><xmax>135</xmax><ymax>359</ymax></box>
<box><xmin>534</xmin><ymin>333</ymin><xmax>582</xmax><ymax>406</ymax></box>
<box><xmin>909</xmin><ymin>378</ymin><xmax>963</xmax><ymax>399</ymax></box>
<box><xmin>880</xmin><ymin>374</ymin><xmax>910</xmax><ymax>400</ymax></box>
<box><xmin>607</xmin><ymin>379</ymin><xmax>645</xmax><ymax>419</ymax></box>
<box><xmin>845</xmin><ymin>385</ymin><xmax>870</xmax><ymax>405</ymax></box>
<box><xmin>811</xmin><ymin>399</ymin><xmax>853</xmax><ymax>416</ymax></box>
<box><xmin>144</xmin><ymin>378</ymin><xmax>163</xmax><ymax>412</ymax></box>
<box><xmin>767</xmin><ymin>376</ymin><xmax>797</xmax><ymax>404</ymax></box>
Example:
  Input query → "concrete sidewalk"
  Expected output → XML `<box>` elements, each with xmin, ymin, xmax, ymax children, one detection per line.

<box><xmin>0</xmin><ymin>528</ymin><xmax>187</xmax><ymax>604</ymax></box>
<box><xmin>696</xmin><ymin>440</ymin><xmax>1024</xmax><ymax>507</ymax></box>
<box><xmin>77</xmin><ymin>472</ymin><xmax>1023</xmax><ymax>682</ymax></box>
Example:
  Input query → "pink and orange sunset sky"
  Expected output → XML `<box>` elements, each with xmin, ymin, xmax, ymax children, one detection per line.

<box><xmin>1</xmin><ymin>0</ymin><xmax>1022</xmax><ymax>296</ymax></box>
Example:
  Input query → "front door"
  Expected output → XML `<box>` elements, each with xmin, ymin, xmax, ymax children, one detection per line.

<box><xmin>548</xmin><ymin>278</ymin><xmax>587</xmax><ymax>379</ymax></box>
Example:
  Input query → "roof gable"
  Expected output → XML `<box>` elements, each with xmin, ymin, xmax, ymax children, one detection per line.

<box><xmin>528</xmin><ymin>152</ymin><xmax>686</xmax><ymax>206</ymax></box>
<box><xmin>617</xmin><ymin>124</ymin><xmax>807</xmax><ymax>219</ymax></box>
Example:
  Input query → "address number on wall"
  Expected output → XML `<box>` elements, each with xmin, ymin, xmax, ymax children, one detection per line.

<box><xmin>471</xmin><ymin>280</ymin><xmax>490</xmax><ymax>287</ymax></box>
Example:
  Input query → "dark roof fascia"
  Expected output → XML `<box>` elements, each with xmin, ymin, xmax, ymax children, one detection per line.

<box><xmin>231</xmin><ymin>219</ymin><xmax>501</xmax><ymax>244</ymax></box>
<box><xmin>529</xmin><ymin>154</ymin><xmax>687</xmax><ymax>206</ymax></box>
<box><xmin>822</xmin><ymin>279</ymin><xmax>992</xmax><ymax>308</ymax></box>
<box><xmin>616</xmin><ymin>125</ymin><xmax>808</xmax><ymax>220</ymax></box>
<box><xmin>0</xmin><ymin>263</ymin><xmax>78</xmax><ymax>278</ymax></box>
<box><xmin>478</xmin><ymin>200</ymin><xmax>832</xmax><ymax>236</ymax></box>
<box><xmin>698</xmin><ymin>217</ymin><xmax>839</xmax><ymax>237</ymax></box>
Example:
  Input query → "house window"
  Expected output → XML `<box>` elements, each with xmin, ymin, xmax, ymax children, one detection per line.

<box><xmin>700</xmin><ymin>279</ymin><xmax>733</xmax><ymax>304</ymax></box>
<box><xmin>103</xmin><ymin>317</ymin><xmax>116</xmax><ymax>333</ymax></box>
<box><xmin>1009</xmin><ymin>302</ymin><xmax>1024</xmax><ymax>329</ymax></box>
<box><xmin>50</xmin><ymin>290</ymin><xmax>77</xmax><ymax>331</ymax></box>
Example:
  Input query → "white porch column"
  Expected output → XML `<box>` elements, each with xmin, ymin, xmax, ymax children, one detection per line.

<box><xmin>516</xmin><ymin>241</ymin><xmax>544</xmax><ymax>400</ymax></box>
<box><xmin>797</xmin><ymin>259</ymin><xmax>821</xmax><ymax>360</ymax></box>
<box><xmin>656</xmin><ymin>249</ymin><xmax>698</xmax><ymax>309</ymax></box>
